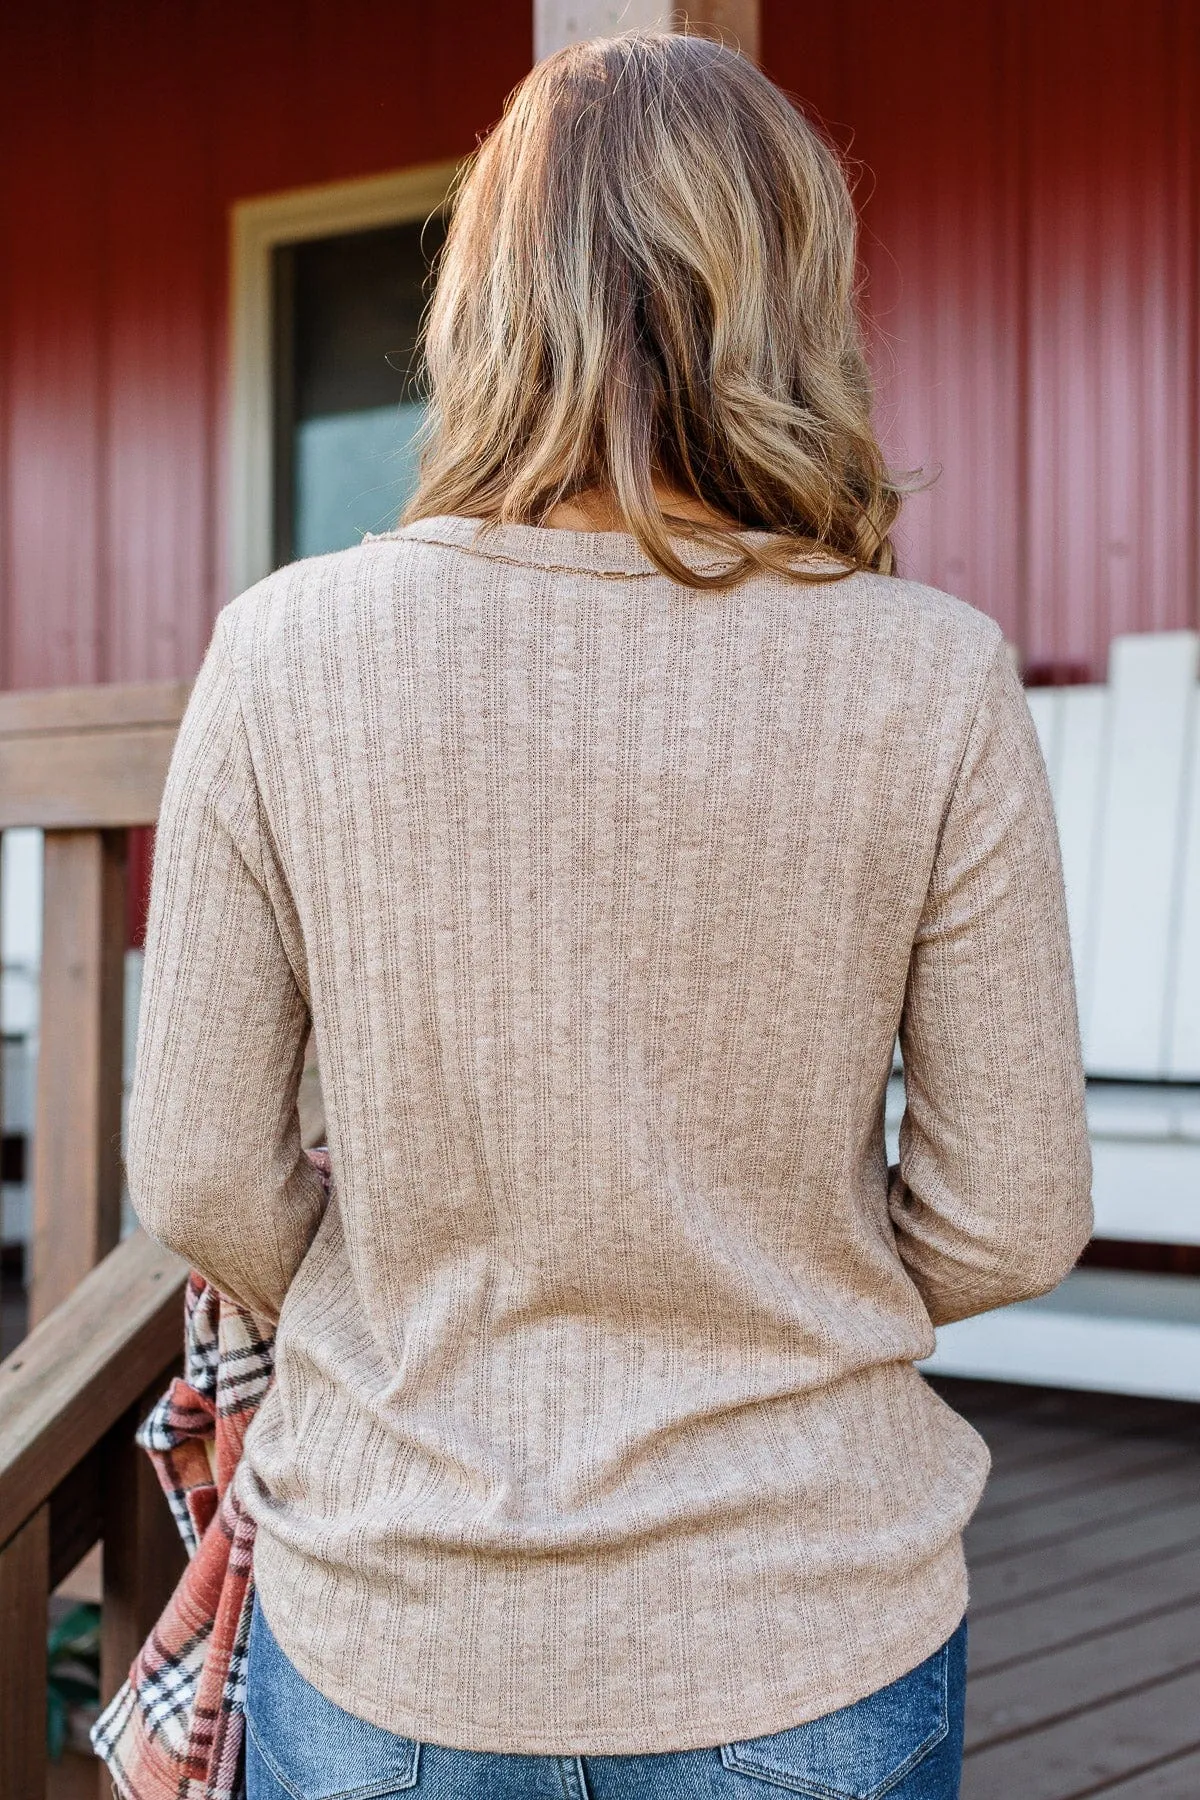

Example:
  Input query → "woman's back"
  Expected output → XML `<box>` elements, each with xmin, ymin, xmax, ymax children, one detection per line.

<box><xmin>128</xmin><ymin>511</ymin><xmax>1090</xmax><ymax>1750</ymax></box>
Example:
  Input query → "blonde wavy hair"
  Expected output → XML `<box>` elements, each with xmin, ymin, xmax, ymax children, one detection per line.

<box><xmin>404</xmin><ymin>31</ymin><xmax>902</xmax><ymax>589</ymax></box>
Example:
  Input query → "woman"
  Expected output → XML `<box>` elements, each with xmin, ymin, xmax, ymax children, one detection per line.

<box><xmin>128</xmin><ymin>31</ymin><xmax>1092</xmax><ymax>1800</ymax></box>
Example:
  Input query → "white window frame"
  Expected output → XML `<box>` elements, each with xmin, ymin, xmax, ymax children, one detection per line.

<box><xmin>228</xmin><ymin>159</ymin><xmax>461</xmax><ymax>598</ymax></box>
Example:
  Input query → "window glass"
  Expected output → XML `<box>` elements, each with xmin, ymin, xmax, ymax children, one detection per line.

<box><xmin>273</xmin><ymin>217</ymin><xmax>444</xmax><ymax>564</ymax></box>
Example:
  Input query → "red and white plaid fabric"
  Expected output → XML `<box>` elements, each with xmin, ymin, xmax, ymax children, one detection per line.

<box><xmin>92</xmin><ymin>1150</ymin><xmax>330</xmax><ymax>1800</ymax></box>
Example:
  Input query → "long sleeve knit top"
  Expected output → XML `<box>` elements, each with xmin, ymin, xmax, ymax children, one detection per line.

<box><xmin>126</xmin><ymin>516</ymin><xmax>1093</xmax><ymax>1754</ymax></box>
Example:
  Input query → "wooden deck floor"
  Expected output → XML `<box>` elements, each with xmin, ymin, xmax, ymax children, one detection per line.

<box><xmin>934</xmin><ymin>1376</ymin><xmax>1200</xmax><ymax>1800</ymax></box>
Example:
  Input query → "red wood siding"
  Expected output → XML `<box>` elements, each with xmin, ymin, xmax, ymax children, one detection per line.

<box><xmin>0</xmin><ymin>1</ymin><xmax>1196</xmax><ymax>698</ymax></box>
<box><xmin>762</xmin><ymin>0</ymin><xmax>1200</xmax><ymax>676</ymax></box>
<box><xmin>0</xmin><ymin>0</ymin><xmax>532</xmax><ymax>691</ymax></box>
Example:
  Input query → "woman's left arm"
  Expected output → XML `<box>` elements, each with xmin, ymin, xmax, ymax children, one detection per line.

<box><xmin>125</xmin><ymin>612</ymin><xmax>327</xmax><ymax>1325</ymax></box>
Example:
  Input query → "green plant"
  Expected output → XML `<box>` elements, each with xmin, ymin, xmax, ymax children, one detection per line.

<box><xmin>46</xmin><ymin>1602</ymin><xmax>100</xmax><ymax>1760</ymax></box>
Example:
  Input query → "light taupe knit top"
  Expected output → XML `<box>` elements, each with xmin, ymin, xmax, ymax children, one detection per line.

<box><xmin>128</xmin><ymin>516</ymin><xmax>1092</xmax><ymax>1754</ymax></box>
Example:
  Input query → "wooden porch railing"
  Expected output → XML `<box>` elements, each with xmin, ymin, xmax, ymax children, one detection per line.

<box><xmin>0</xmin><ymin>681</ymin><xmax>189</xmax><ymax>1797</ymax></box>
<box><xmin>0</xmin><ymin>680</ymin><xmax>188</xmax><ymax>1325</ymax></box>
<box><xmin>0</xmin><ymin>1232</ymin><xmax>189</xmax><ymax>1798</ymax></box>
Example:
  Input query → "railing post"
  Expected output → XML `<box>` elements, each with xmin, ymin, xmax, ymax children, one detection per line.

<box><xmin>0</xmin><ymin>1503</ymin><xmax>49</xmax><ymax>1800</ymax></box>
<box><xmin>98</xmin><ymin>1382</ymin><xmax>186</xmax><ymax>1722</ymax></box>
<box><xmin>30</xmin><ymin>829</ymin><xmax>128</xmax><ymax>1328</ymax></box>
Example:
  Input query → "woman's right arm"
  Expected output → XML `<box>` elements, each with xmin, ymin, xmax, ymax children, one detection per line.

<box><xmin>125</xmin><ymin>611</ymin><xmax>327</xmax><ymax>1326</ymax></box>
<box><xmin>890</xmin><ymin>639</ymin><xmax>1093</xmax><ymax>1327</ymax></box>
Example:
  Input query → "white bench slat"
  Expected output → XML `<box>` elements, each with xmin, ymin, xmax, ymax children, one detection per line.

<box><xmin>1084</xmin><ymin>632</ymin><xmax>1199</xmax><ymax>1078</ymax></box>
<box><xmin>1025</xmin><ymin>688</ymin><xmax>1063</xmax><ymax>784</ymax></box>
<box><xmin>1168</xmin><ymin>695</ymin><xmax>1200</xmax><ymax>1078</ymax></box>
<box><xmin>923</xmin><ymin>1270</ymin><xmax>1200</xmax><ymax>1402</ymax></box>
<box><xmin>1091</xmin><ymin>1139</ymin><xmax>1200</xmax><ymax>1245</ymax></box>
<box><xmin>1053</xmin><ymin>687</ymin><xmax>1108</xmax><ymax>1011</ymax></box>
<box><xmin>1084</xmin><ymin>1082</ymin><xmax>1200</xmax><ymax>1141</ymax></box>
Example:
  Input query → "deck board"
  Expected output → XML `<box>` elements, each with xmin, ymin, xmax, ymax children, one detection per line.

<box><xmin>965</xmin><ymin>1460</ymin><xmax>1200</xmax><ymax>1561</ymax></box>
<box><xmin>969</xmin><ymin>1497</ymin><xmax>1200</xmax><ymax>1611</ymax></box>
<box><xmin>966</xmin><ymin>1603</ymin><xmax>1200</xmax><ymax>1748</ymax></box>
<box><xmin>1087</xmin><ymin>1748</ymin><xmax>1200</xmax><ymax>1797</ymax></box>
<box><xmin>966</xmin><ymin>1542</ymin><xmax>1200</xmax><ymax>1672</ymax></box>
<box><xmin>961</xmin><ymin>1666</ymin><xmax>1200</xmax><ymax>1799</ymax></box>
<box><xmin>977</xmin><ymin>1436</ymin><xmax>1195</xmax><ymax>1515</ymax></box>
<box><xmin>932</xmin><ymin>1375</ymin><xmax>1200</xmax><ymax>1800</ymax></box>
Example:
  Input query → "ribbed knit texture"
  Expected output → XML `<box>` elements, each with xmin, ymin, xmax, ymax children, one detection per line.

<box><xmin>127</xmin><ymin>517</ymin><xmax>1093</xmax><ymax>1754</ymax></box>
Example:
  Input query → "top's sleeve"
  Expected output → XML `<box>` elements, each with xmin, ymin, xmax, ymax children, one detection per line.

<box><xmin>890</xmin><ymin>639</ymin><xmax>1093</xmax><ymax>1327</ymax></box>
<box><xmin>125</xmin><ymin>612</ymin><xmax>327</xmax><ymax>1324</ymax></box>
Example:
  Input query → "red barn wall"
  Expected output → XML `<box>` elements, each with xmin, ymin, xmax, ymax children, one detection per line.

<box><xmin>763</xmin><ymin>0</ymin><xmax>1200</xmax><ymax>677</ymax></box>
<box><xmin>0</xmin><ymin>0</ymin><xmax>1197</xmax><ymax>697</ymax></box>
<box><xmin>0</xmin><ymin>0</ymin><xmax>532</xmax><ymax>690</ymax></box>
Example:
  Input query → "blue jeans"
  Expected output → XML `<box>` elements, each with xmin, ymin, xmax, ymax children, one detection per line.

<box><xmin>245</xmin><ymin>1587</ymin><xmax>966</xmax><ymax>1800</ymax></box>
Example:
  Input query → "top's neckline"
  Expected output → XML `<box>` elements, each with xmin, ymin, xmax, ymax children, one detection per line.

<box><xmin>364</xmin><ymin>515</ymin><xmax>848</xmax><ymax>581</ymax></box>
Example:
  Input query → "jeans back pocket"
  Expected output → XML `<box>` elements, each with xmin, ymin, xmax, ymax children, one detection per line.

<box><xmin>245</xmin><ymin>1591</ymin><xmax>420</xmax><ymax>1800</ymax></box>
<box><xmin>720</xmin><ymin>1634</ymin><xmax>953</xmax><ymax>1800</ymax></box>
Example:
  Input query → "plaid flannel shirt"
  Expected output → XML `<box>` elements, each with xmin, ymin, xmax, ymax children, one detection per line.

<box><xmin>91</xmin><ymin>1150</ymin><xmax>331</xmax><ymax>1800</ymax></box>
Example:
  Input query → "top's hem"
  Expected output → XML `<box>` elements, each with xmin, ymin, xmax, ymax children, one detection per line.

<box><xmin>248</xmin><ymin>1530</ymin><xmax>969</xmax><ymax>1756</ymax></box>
